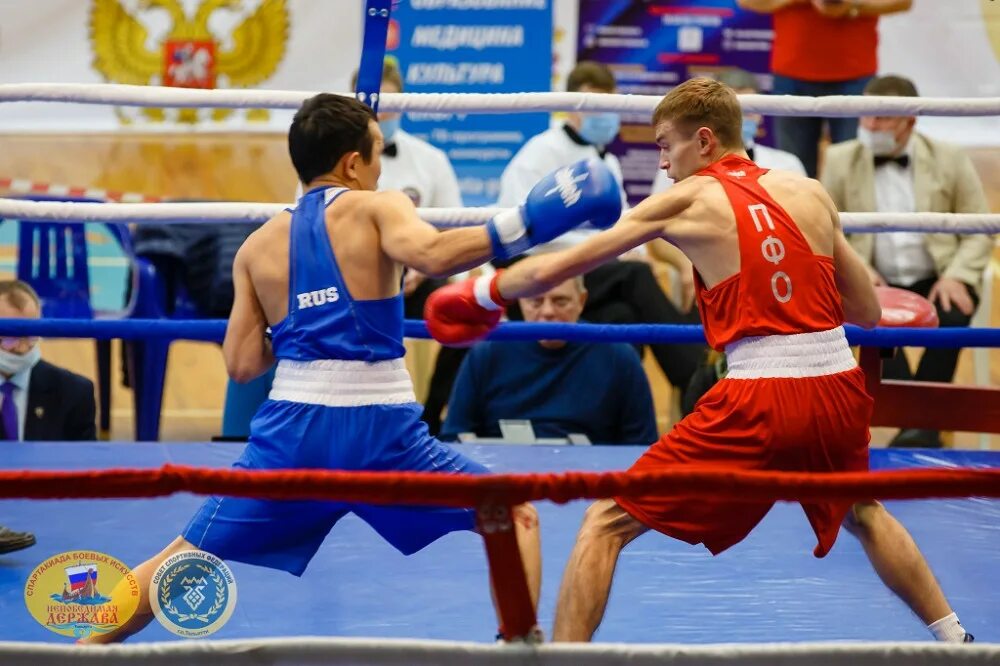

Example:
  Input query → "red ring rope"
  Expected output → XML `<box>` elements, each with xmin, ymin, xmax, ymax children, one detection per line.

<box><xmin>1</xmin><ymin>465</ymin><xmax>997</xmax><ymax>505</ymax></box>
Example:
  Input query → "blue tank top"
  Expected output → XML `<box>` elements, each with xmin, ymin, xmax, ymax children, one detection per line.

<box><xmin>267</xmin><ymin>186</ymin><xmax>406</xmax><ymax>362</ymax></box>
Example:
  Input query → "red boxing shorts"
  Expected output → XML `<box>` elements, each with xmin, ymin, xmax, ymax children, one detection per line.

<box><xmin>617</xmin><ymin>328</ymin><xmax>873</xmax><ymax>558</ymax></box>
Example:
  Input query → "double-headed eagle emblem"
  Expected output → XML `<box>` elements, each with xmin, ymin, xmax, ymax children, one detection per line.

<box><xmin>90</xmin><ymin>0</ymin><xmax>288</xmax><ymax>124</ymax></box>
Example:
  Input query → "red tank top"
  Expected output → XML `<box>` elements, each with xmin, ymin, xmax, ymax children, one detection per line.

<box><xmin>771</xmin><ymin>7</ymin><xmax>878</xmax><ymax>82</ymax></box>
<box><xmin>693</xmin><ymin>155</ymin><xmax>844</xmax><ymax>351</ymax></box>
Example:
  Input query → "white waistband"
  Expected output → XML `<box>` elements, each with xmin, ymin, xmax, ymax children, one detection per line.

<box><xmin>724</xmin><ymin>327</ymin><xmax>856</xmax><ymax>379</ymax></box>
<box><xmin>269</xmin><ymin>358</ymin><xmax>416</xmax><ymax>407</ymax></box>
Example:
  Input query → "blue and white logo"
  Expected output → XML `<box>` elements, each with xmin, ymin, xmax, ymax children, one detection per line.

<box><xmin>150</xmin><ymin>550</ymin><xmax>237</xmax><ymax>638</ymax></box>
<box><xmin>544</xmin><ymin>166</ymin><xmax>590</xmax><ymax>207</ymax></box>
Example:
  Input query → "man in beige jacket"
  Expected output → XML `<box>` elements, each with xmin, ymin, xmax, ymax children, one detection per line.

<box><xmin>821</xmin><ymin>75</ymin><xmax>995</xmax><ymax>448</ymax></box>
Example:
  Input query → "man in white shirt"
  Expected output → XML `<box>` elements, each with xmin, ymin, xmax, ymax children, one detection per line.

<box><xmin>821</xmin><ymin>75</ymin><xmax>995</xmax><ymax>447</ymax></box>
<box><xmin>497</xmin><ymin>61</ymin><xmax>705</xmax><ymax>392</ymax></box>
<box><xmin>498</xmin><ymin>62</ymin><xmax>627</xmax><ymax>251</ymax></box>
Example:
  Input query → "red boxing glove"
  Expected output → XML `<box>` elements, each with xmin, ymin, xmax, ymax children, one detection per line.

<box><xmin>875</xmin><ymin>286</ymin><xmax>939</xmax><ymax>328</ymax></box>
<box><xmin>425</xmin><ymin>272</ymin><xmax>510</xmax><ymax>347</ymax></box>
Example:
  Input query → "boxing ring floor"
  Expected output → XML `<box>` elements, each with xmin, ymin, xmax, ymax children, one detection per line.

<box><xmin>0</xmin><ymin>443</ymin><xmax>996</xmax><ymax>645</ymax></box>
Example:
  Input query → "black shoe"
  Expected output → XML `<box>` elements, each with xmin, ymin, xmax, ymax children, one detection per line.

<box><xmin>889</xmin><ymin>428</ymin><xmax>943</xmax><ymax>448</ymax></box>
<box><xmin>964</xmin><ymin>633</ymin><xmax>975</xmax><ymax>643</ymax></box>
<box><xmin>0</xmin><ymin>527</ymin><xmax>36</xmax><ymax>555</ymax></box>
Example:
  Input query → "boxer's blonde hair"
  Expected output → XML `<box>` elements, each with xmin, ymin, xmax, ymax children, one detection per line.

<box><xmin>652</xmin><ymin>77</ymin><xmax>743</xmax><ymax>150</ymax></box>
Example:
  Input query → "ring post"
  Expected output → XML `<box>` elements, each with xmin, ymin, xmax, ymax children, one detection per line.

<box><xmin>356</xmin><ymin>0</ymin><xmax>393</xmax><ymax>112</ymax></box>
<box><xmin>476</xmin><ymin>503</ymin><xmax>538</xmax><ymax>642</ymax></box>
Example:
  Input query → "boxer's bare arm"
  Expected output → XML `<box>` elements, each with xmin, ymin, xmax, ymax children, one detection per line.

<box><xmin>369</xmin><ymin>190</ymin><xmax>494</xmax><ymax>278</ymax></box>
<box><xmin>814</xmin><ymin>182</ymin><xmax>882</xmax><ymax>328</ymax></box>
<box><xmin>223</xmin><ymin>241</ymin><xmax>275</xmax><ymax>383</ymax></box>
<box><xmin>497</xmin><ymin>180</ymin><xmax>697</xmax><ymax>300</ymax></box>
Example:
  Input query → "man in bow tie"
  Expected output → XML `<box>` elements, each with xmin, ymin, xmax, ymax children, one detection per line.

<box><xmin>821</xmin><ymin>74</ymin><xmax>995</xmax><ymax>447</ymax></box>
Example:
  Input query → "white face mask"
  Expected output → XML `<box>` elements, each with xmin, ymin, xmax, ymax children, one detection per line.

<box><xmin>857</xmin><ymin>126</ymin><xmax>898</xmax><ymax>157</ymax></box>
<box><xmin>0</xmin><ymin>344</ymin><xmax>41</xmax><ymax>377</ymax></box>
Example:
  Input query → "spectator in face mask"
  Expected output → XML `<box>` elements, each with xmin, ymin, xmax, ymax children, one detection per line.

<box><xmin>820</xmin><ymin>74</ymin><xmax>995</xmax><ymax>448</ymax></box>
<box><xmin>0</xmin><ymin>280</ymin><xmax>96</xmax><ymax>442</ymax></box>
<box><xmin>495</xmin><ymin>61</ymin><xmax>706</xmax><ymax>395</ymax></box>
<box><xmin>498</xmin><ymin>61</ymin><xmax>625</xmax><ymax>235</ymax></box>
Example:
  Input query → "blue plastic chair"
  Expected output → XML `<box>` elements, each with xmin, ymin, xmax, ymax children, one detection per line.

<box><xmin>127</xmin><ymin>209</ymin><xmax>260</xmax><ymax>441</ymax></box>
<box><xmin>124</xmin><ymin>253</ymin><xmax>201</xmax><ymax>440</ymax></box>
<box><xmin>9</xmin><ymin>196</ymin><xmax>215</xmax><ymax>441</ymax></box>
<box><xmin>8</xmin><ymin>195</ymin><xmax>133</xmax><ymax>438</ymax></box>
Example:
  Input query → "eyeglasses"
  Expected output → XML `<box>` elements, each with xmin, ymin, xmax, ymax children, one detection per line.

<box><xmin>0</xmin><ymin>337</ymin><xmax>39</xmax><ymax>353</ymax></box>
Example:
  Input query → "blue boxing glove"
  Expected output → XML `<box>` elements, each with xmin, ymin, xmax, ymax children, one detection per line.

<box><xmin>486</xmin><ymin>157</ymin><xmax>622</xmax><ymax>260</ymax></box>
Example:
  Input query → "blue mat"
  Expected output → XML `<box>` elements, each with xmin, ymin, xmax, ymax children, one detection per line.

<box><xmin>0</xmin><ymin>443</ymin><xmax>996</xmax><ymax>644</ymax></box>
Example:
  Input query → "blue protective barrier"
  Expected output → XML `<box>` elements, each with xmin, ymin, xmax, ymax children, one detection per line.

<box><xmin>0</xmin><ymin>318</ymin><xmax>997</xmax><ymax>348</ymax></box>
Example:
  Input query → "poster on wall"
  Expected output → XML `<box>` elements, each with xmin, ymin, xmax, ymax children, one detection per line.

<box><xmin>576</xmin><ymin>0</ymin><xmax>773</xmax><ymax>205</ymax></box>
<box><xmin>388</xmin><ymin>0</ymin><xmax>551</xmax><ymax>206</ymax></box>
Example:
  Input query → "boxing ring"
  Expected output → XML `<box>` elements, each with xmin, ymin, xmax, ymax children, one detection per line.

<box><xmin>2</xmin><ymin>11</ymin><xmax>1000</xmax><ymax>662</ymax></box>
<box><xmin>0</xmin><ymin>443</ymin><xmax>998</xmax><ymax>663</ymax></box>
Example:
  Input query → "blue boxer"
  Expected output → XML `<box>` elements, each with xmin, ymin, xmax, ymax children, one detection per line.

<box><xmin>183</xmin><ymin>186</ymin><xmax>487</xmax><ymax>576</ymax></box>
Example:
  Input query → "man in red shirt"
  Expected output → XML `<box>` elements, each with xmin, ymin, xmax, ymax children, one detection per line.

<box><xmin>425</xmin><ymin>77</ymin><xmax>972</xmax><ymax>644</ymax></box>
<box><xmin>737</xmin><ymin>0</ymin><xmax>913</xmax><ymax>177</ymax></box>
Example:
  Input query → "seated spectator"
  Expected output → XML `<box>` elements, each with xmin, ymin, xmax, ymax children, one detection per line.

<box><xmin>497</xmin><ymin>61</ymin><xmax>705</xmax><ymax>392</ymax></box>
<box><xmin>820</xmin><ymin>74</ymin><xmax>995</xmax><ymax>447</ymax></box>
<box><xmin>440</xmin><ymin>277</ymin><xmax>658</xmax><ymax>445</ymax></box>
<box><xmin>0</xmin><ymin>280</ymin><xmax>96</xmax><ymax>442</ymax></box>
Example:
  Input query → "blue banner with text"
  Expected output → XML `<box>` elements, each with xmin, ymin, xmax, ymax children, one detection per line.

<box><xmin>389</xmin><ymin>0</ymin><xmax>552</xmax><ymax>206</ymax></box>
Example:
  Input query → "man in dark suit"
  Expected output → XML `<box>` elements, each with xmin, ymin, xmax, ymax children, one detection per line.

<box><xmin>23</xmin><ymin>359</ymin><xmax>98</xmax><ymax>441</ymax></box>
<box><xmin>0</xmin><ymin>280</ymin><xmax>96</xmax><ymax>442</ymax></box>
<box><xmin>0</xmin><ymin>280</ymin><xmax>96</xmax><ymax>554</ymax></box>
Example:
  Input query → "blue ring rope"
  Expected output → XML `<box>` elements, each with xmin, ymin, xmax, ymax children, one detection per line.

<box><xmin>0</xmin><ymin>318</ymin><xmax>997</xmax><ymax>349</ymax></box>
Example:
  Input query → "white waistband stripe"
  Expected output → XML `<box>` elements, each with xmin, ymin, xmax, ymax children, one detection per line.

<box><xmin>724</xmin><ymin>327</ymin><xmax>857</xmax><ymax>379</ymax></box>
<box><xmin>269</xmin><ymin>358</ymin><xmax>416</xmax><ymax>407</ymax></box>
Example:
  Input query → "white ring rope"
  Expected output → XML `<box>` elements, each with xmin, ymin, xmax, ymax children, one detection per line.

<box><xmin>0</xmin><ymin>637</ymin><xmax>994</xmax><ymax>665</ymax></box>
<box><xmin>3</xmin><ymin>83</ymin><xmax>1000</xmax><ymax>117</ymax></box>
<box><xmin>0</xmin><ymin>198</ymin><xmax>997</xmax><ymax>234</ymax></box>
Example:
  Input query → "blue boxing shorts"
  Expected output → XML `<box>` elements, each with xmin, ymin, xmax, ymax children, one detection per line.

<box><xmin>183</xmin><ymin>399</ymin><xmax>487</xmax><ymax>576</ymax></box>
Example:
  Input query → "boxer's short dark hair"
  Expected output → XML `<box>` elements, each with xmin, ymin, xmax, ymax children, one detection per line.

<box><xmin>289</xmin><ymin>94</ymin><xmax>377</xmax><ymax>184</ymax></box>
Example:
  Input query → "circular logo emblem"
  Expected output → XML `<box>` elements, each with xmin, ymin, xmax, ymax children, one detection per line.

<box><xmin>150</xmin><ymin>550</ymin><xmax>237</xmax><ymax>638</ymax></box>
<box><xmin>23</xmin><ymin>550</ymin><xmax>139</xmax><ymax>640</ymax></box>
